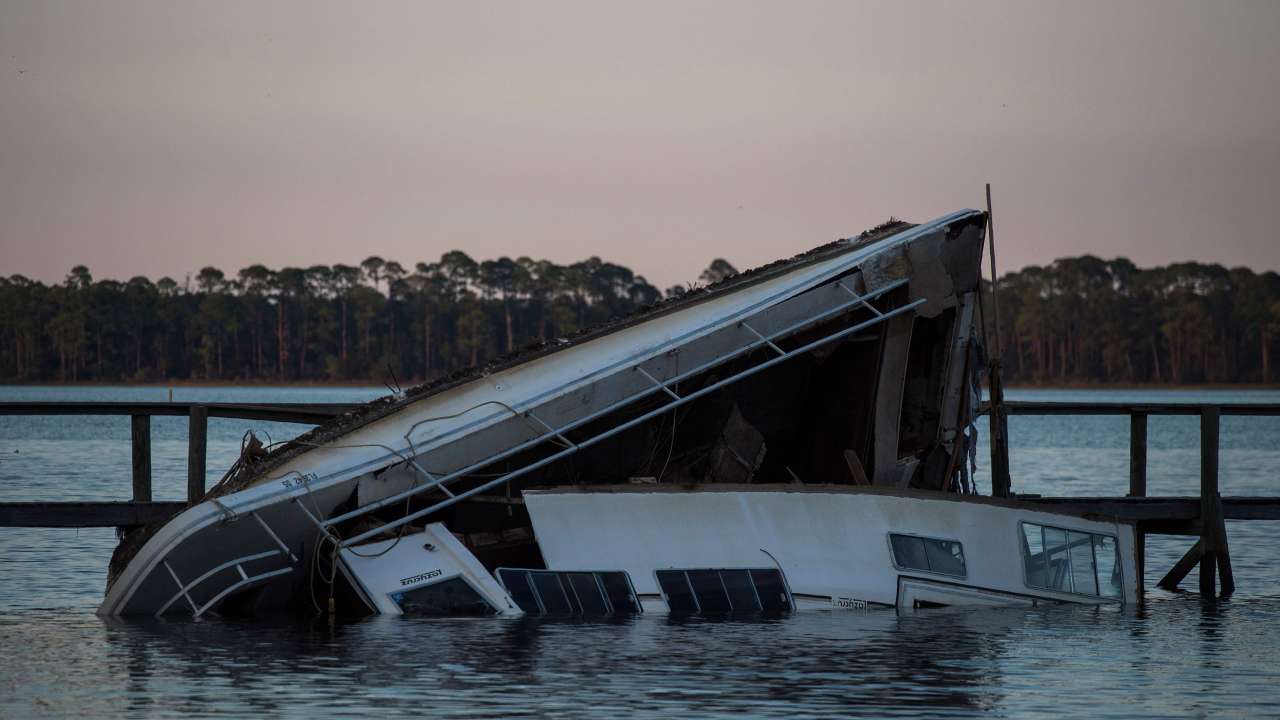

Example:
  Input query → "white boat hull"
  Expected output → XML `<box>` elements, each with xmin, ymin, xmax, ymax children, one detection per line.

<box><xmin>525</xmin><ymin>486</ymin><xmax>1139</xmax><ymax>610</ymax></box>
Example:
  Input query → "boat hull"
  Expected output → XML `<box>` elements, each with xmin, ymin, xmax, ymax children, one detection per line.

<box><xmin>525</xmin><ymin>485</ymin><xmax>1139</xmax><ymax>609</ymax></box>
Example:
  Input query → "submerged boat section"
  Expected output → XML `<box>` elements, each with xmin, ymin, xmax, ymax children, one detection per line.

<box><xmin>525</xmin><ymin>485</ymin><xmax>1137</xmax><ymax>611</ymax></box>
<box><xmin>99</xmin><ymin>209</ymin><xmax>1139</xmax><ymax>619</ymax></box>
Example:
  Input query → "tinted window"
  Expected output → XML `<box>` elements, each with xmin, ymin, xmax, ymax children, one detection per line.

<box><xmin>566</xmin><ymin>572</ymin><xmax>609</xmax><ymax>615</ymax></box>
<box><xmin>531</xmin><ymin>572</ymin><xmax>573</xmax><ymax>614</ymax></box>
<box><xmin>924</xmin><ymin>539</ymin><xmax>966</xmax><ymax>576</ymax></box>
<box><xmin>599</xmin><ymin>572</ymin><xmax>640</xmax><ymax>613</ymax></box>
<box><xmin>750</xmin><ymin>569</ymin><xmax>791</xmax><ymax>612</ymax></box>
<box><xmin>497</xmin><ymin>569</ymin><xmax>641</xmax><ymax>616</ymax></box>
<box><xmin>496</xmin><ymin>569</ymin><xmax>542</xmax><ymax>613</ymax></box>
<box><xmin>687</xmin><ymin>570</ymin><xmax>732</xmax><ymax>612</ymax></box>
<box><xmin>656</xmin><ymin>570</ymin><xmax>699</xmax><ymax>612</ymax></box>
<box><xmin>393</xmin><ymin>577</ymin><xmax>496</xmax><ymax>616</ymax></box>
<box><xmin>890</xmin><ymin>535</ymin><xmax>929</xmax><ymax>571</ymax></box>
<box><xmin>889</xmin><ymin>534</ymin><xmax>966</xmax><ymax>577</ymax></box>
<box><xmin>658</xmin><ymin>568</ymin><xmax>793</xmax><ymax>614</ymax></box>
<box><xmin>720</xmin><ymin>570</ymin><xmax>761</xmax><ymax>611</ymax></box>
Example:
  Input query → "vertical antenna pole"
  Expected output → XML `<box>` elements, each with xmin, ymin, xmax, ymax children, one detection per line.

<box><xmin>986</xmin><ymin>184</ymin><xmax>1012</xmax><ymax>497</ymax></box>
<box><xmin>986</xmin><ymin>184</ymin><xmax>1003</xmax><ymax>359</ymax></box>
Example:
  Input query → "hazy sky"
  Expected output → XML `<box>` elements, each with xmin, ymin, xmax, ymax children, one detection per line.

<box><xmin>3</xmin><ymin>0</ymin><xmax>1279</xmax><ymax>290</ymax></box>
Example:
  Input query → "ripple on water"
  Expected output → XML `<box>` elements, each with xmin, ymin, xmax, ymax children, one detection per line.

<box><xmin>1</xmin><ymin>386</ymin><xmax>1279</xmax><ymax>717</ymax></box>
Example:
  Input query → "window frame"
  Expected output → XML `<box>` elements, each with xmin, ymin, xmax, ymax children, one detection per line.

<box><xmin>494</xmin><ymin>568</ymin><xmax>643</xmax><ymax>615</ymax></box>
<box><xmin>654</xmin><ymin>567</ymin><xmax>794</xmax><ymax>613</ymax></box>
<box><xmin>885</xmin><ymin>532</ymin><xmax>968</xmax><ymax>579</ymax></box>
<box><xmin>389</xmin><ymin>574</ymin><xmax>499</xmax><ymax>616</ymax></box>
<box><xmin>1017</xmin><ymin>521</ymin><xmax>1124</xmax><ymax>601</ymax></box>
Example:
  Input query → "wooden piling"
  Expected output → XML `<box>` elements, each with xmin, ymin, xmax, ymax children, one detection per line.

<box><xmin>188</xmin><ymin>405</ymin><xmax>207</xmax><ymax>503</ymax></box>
<box><xmin>1200</xmin><ymin>406</ymin><xmax>1220</xmax><ymax>598</ymax></box>
<box><xmin>130</xmin><ymin>415</ymin><xmax>152</xmax><ymax>503</ymax></box>
<box><xmin>1129</xmin><ymin>412</ymin><xmax>1147</xmax><ymax>597</ymax></box>
<box><xmin>1214</xmin><ymin>493</ymin><xmax>1235</xmax><ymax>595</ymax></box>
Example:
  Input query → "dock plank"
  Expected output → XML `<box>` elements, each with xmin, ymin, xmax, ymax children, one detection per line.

<box><xmin>980</xmin><ymin>401</ymin><xmax>1280</xmax><ymax>416</ymax></box>
<box><xmin>0</xmin><ymin>402</ymin><xmax>360</xmax><ymax>424</ymax></box>
<box><xmin>0</xmin><ymin>501</ymin><xmax>187</xmax><ymax>528</ymax></box>
<box><xmin>1018</xmin><ymin>496</ymin><xmax>1280</xmax><ymax>522</ymax></box>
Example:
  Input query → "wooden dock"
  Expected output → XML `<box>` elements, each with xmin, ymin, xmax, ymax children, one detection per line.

<box><xmin>982</xmin><ymin>401</ymin><xmax>1280</xmax><ymax>598</ymax></box>
<box><xmin>2</xmin><ymin>399</ymin><xmax>1278</xmax><ymax>599</ymax></box>
<box><xmin>0</xmin><ymin>401</ymin><xmax>358</xmax><ymax>527</ymax></box>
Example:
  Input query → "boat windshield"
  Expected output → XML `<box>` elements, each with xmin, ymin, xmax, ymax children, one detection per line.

<box><xmin>1020</xmin><ymin>522</ymin><xmax>1122</xmax><ymax>599</ymax></box>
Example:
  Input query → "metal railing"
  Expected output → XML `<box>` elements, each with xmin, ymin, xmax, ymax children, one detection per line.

<box><xmin>317</xmin><ymin>284</ymin><xmax>926</xmax><ymax>548</ymax></box>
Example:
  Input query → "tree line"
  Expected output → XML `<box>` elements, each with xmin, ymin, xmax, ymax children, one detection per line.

<box><xmin>0</xmin><ymin>253</ymin><xmax>737</xmax><ymax>384</ymax></box>
<box><xmin>988</xmin><ymin>256</ymin><xmax>1280</xmax><ymax>385</ymax></box>
<box><xmin>1</xmin><ymin>252</ymin><xmax>1277</xmax><ymax>385</ymax></box>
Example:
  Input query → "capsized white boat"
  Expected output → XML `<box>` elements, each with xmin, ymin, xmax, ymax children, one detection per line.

<box><xmin>100</xmin><ymin>210</ymin><xmax>1138</xmax><ymax>618</ymax></box>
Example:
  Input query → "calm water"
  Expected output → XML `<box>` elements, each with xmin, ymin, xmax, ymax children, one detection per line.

<box><xmin>2</xmin><ymin>386</ymin><xmax>1279</xmax><ymax>718</ymax></box>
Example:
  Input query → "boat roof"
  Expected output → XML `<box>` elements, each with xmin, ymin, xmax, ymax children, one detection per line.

<box><xmin>210</xmin><ymin>216</ymin><xmax>941</xmax><ymax>497</ymax></box>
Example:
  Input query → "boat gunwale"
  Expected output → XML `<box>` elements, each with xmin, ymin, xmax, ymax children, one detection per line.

<box><xmin>522</xmin><ymin>482</ymin><xmax>1142</xmax><ymax>523</ymax></box>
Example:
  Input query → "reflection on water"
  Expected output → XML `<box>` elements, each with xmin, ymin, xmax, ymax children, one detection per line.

<box><xmin>2</xmin><ymin>386</ymin><xmax>1280</xmax><ymax>717</ymax></box>
<box><xmin>4</xmin><ymin>602</ymin><xmax>1280</xmax><ymax>718</ymax></box>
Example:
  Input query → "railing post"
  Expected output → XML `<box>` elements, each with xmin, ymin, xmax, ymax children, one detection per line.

<box><xmin>1200</xmin><ymin>406</ymin><xmax>1220</xmax><ymax>598</ymax></box>
<box><xmin>131</xmin><ymin>415</ymin><xmax>152</xmax><ymax>503</ymax></box>
<box><xmin>1129</xmin><ymin>412</ymin><xmax>1147</xmax><ymax>598</ymax></box>
<box><xmin>188</xmin><ymin>405</ymin><xmax>208</xmax><ymax>503</ymax></box>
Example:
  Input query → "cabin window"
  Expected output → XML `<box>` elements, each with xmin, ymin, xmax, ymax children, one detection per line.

<box><xmin>888</xmin><ymin>534</ymin><xmax>966</xmax><ymax>577</ymax></box>
<box><xmin>495</xmin><ymin>568</ymin><xmax>641</xmax><ymax>616</ymax></box>
<box><xmin>654</xmin><ymin>568</ymin><xmax>793</xmax><ymax>613</ymax></box>
<box><xmin>391</xmin><ymin>577</ymin><xmax>498</xmax><ymax>616</ymax></box>
<box><xmin>1020</xmin><ymin>523</ymin><xmax>1122</xmax><ymax>599</ymax></box>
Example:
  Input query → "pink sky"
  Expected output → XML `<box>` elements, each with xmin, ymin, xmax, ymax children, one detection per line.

<box><xmin>3</xmin><ymin>0</ymin><xmax>1279</xmax><ymax>290</ymax></box>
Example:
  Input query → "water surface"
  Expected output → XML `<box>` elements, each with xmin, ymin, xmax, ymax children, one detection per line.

<box><xmin>2</xmin><ymin>386</ymin><xmax>1278</xmax><ymax>718</ymax></box>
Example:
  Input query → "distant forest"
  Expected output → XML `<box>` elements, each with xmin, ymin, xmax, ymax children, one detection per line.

<box><xmin>991</xmin><ymin>257</ymin><xmax>1280</xmax><ymax>385</ymax></box>
<box><xmin>1</xmin><ymin>253</ymin><xmax>1278</xmax><ymax>385</ymax></box>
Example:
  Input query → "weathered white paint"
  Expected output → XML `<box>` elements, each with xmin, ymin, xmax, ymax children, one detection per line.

<box><xmin>526</xmin><ymin>486</ymin><xmax>1139</xmax><ymax>608</ymax></box>
<box><xmin>338</xmin><ymin>524</ymin><xmax>521</xmax><ymax>616</ymax></box>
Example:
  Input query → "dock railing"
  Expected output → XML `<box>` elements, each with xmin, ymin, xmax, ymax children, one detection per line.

<box><xmin>981</xmin><ymin>401</ymin><xmax>1280</xmax><ymax>598</ymax></box>
<box><xmin>2</xmin><ymin>398</ymin><xmax>1277</xmax><ymax>599</ymax></box>
<box><xmin>0</xmin><ymin>401</ymin><xmax>359</xmax><ymax>528</ymax></box>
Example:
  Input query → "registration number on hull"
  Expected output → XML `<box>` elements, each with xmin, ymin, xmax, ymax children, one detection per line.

<box><xmin>832</xmin><ymin>596</ymin><xmax>869</xmax><ymax>610</ymax></box>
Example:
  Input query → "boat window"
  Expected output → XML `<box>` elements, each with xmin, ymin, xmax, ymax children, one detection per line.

<box><xmin>655</xmin><ymin>568</ymin><xmax>793</xmax><ymax>613</ymax></box>
<box><xmin>1022</xmin><ymin>523</ymin><xmax>1047</xmax><ymax>587</ymax></box>
<box><xmin>531</xmin><ymin>572</ymin><xmax>574</xmax><ymax>614</ymax></box>
<box><xmin>391</xmin><ymin>577</ymin><xmax>498</xmax><ymax>616</ymax></box>
<box><xmin>599</xmin><ymin>572</ymin><xmax>643</xmax><ymax>613</ymax></box>
<box><xmin>1020</xmin><ymin>522</ymin><xmax>1122</xmax><ymax>598</ymax></box>
<box><xmin>1093</xmin><ymin>535</ymin><xmax>1123</xmax><ymax>599</ymax></box>
<box><xmin>688</xmin><ymin>570</ymin><xmax>733</xmax><ymax>612</ymax></box>
<box><xmin>1044</xmin><ymin>526</ymin><xmax>1072</xmax><ymax>592</ymax></box>
<box><xmin>888</xmin><ymin>534</ymin><xmax>966</xmax><ymax>577</ymax></box>
<box><xmin>719</xmin><ymin>570</ymin><xmax>762</xmax><ymax>611</ymax></box>
<box><xmin>750</xmin><ymin>569</ymin><xmax>792</xmax><ymax>611</ymax></box>
<box><xmin>656</xmin><ymin>570</ymin><xmax>700</xmax><ymax>612</ymax></box>
<box><xmin>1068</xmin><ymin>531</ymin><xmax>1098</xmax><ymax>595</ymax></box>
<box><xmin>566</xmin><ymin>572</ymin><xmax>610</xmax><ymax>615</ymax></box>
<box><xmin>495</xmin><ymin>569</ymin><xmax>641</xmax><ymax>616</ymax></box>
